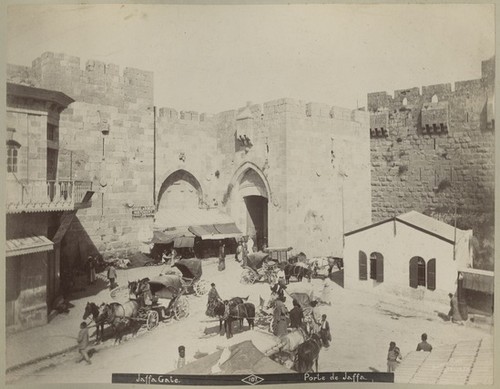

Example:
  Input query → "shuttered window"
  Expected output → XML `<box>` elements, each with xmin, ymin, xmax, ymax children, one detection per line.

<box><xmin>369</xmin><ymin>252</ymin><xmax>384</xmax><ymax>283</ymax></box>
<box><xmin>427</xmin><ymin>258</ymin><xmax>436</xmax><ymax>291</ymax></box>
<box><xmin>409</xmin><ymin>257</ymin><xmax>418</xmax><ymax>288</ymax></box>
<box><xmin>359</xmin><ymin>251</ymin><xmax>367</xmax><ymax>280</ymax></box>
<box><xmin>376</xmin><ymin>255</ymin><xmax>384</xmax><ymax>283</ymax></box>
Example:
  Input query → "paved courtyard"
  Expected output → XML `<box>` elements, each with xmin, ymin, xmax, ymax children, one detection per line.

<box><xmin>6</xmin><ymin>256</ymin><xmax>493</xmax><ymax>385</ymax></box>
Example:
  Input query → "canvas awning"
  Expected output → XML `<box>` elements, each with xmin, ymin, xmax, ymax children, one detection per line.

<box><xmin>173</xmin><ymin>236</ymin><xmax>195</xmax><ymax>248</ymax></box>
<box><xmin>6</xmin><ymin>235</ymin><xmax>54</xmax><ymax>257</ymax></box>
<box><xmin>189</xmin><ymin>223</ymin><xmax>242</xmax><ymax>240</ymax></box>
<box><xmin>459</xmin><ymin>269</ymin><xmax>494</xmax><ymax>294</ymax></box>
<box><xmin>151</xmin><ymin>226</ymin><xmax>194</xmax><ymax>245</ymax></box>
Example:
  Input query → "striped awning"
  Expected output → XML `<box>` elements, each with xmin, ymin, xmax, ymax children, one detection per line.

<box><xmin>460</xmin><ymin>269</ymin><xmax>494</xmax><ymax>294</ymax></box>
<box><xmin>6</xmin><ymin>235</ymin><xmax>54</xmax><ymax>257</ymax></box>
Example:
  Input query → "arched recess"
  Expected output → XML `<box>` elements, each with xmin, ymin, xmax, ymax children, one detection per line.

<box><xmin>157</xmin><ymin>169</ymin><xmax>204</xmax><ymax>211</ymax></box>
<box><xmin>226</xmin><ymin>162</ymin><xmax>271</xmax><ymax>250</ymax></box>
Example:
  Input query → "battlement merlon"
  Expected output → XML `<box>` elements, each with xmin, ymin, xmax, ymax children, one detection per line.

<box><xmin>29</xmin><ymin>52</ymin><xmax>153</xmax><ymax>83</ymax></box>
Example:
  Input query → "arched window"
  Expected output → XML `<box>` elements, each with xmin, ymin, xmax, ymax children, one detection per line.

<box><xmin>359</xmin><ymin>251</ymin><xmax>367</xmax><ymax>280</ymax></box>
<box><xmin>6</xmin><ymin>139</ymin><xmax>21</xmax><ymax>173</ymax></box>
<box><xmin>402</xmin><ymin>97</ymin><xmax>408</xmax><ymax>106</ymax></box>
<box><xmin>410</xmin><ymin>256</ymin><xmax>430</xmax><ymax>288</ymax></box>
<box><xmin>370</xmin><ymin>252</ymin><xmax>384</xmax><ymax>282</ymax></box>
<box><xmin>427</xmin><ymin>258</ymin><xmax>436</xmax><ymax>291</ymax></box>
<box><xmin>431</xmin><ymin>94</ymin><xmax>439</xmax><ymax>103</ymax></box>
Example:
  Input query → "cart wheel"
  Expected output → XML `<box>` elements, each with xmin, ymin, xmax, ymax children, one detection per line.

<box><xmin>146</xmin><ymin>310</ymin><xmax>159</xmax><ymax>330</ymax></box>
<box><xmin>194</xmin><ymin>279</ymin><xmax>210</xmax><ymax>296</ymax></box>
<box><xmin>240</xmin><ymin>269</ymin><xmax>257</xmax><ymax>285</ymax></box>
<box><xmin>173</xmin><ymin>296</ymin><xmax>190</xmax><ymax>320</ymax></box>
<box><xmin>110</xmin><ymin>285</ymin><xmax>129</xmax><ymax>300</ymax></box>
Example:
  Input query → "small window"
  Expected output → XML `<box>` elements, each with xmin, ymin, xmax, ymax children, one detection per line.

<box><xmin>7</xmin><ymin>147</ymin><xmax>18</xmax><ymax>173</ymax></box>
<box><xmin>431</xmin><ymin>94</ymin><xmax>439</xmax><ymax>103</ymax></box>
<box><xmin>402</xmin><ymin>97</ymin><xmax>408</xmax><ymax>106</ymax></box>
<box><xmin>417</xmin><ymin>258</ymin><xmax>426</xmax><ymax>286</ymax></box>
<box><xmin>47</xmin><ymin>124</ymin><xmax>57</xmax><ymax>141</ymax></box>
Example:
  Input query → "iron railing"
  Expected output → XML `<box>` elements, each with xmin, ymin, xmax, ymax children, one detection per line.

<box><xmin>6</xmin><ymin>179</ymin><xmax>93</xmax><ymax>213</ymax></box>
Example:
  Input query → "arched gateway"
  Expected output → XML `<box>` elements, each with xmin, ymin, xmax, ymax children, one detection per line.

<box><xmin>228</xmin><ymin>163</ymin><xmax>270</xmax><ymax>251</ymax></box>
<box><xmin>157</xmin><ymin>169</ymin><xmax>203</xmax><ymax>211</ymax></box>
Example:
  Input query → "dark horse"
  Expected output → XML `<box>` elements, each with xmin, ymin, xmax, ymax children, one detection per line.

<box><xmin>213</xmin><ymin>297</ymin><xmax>248</xmax><ymax>335</ymax></box>
<box><xmin>83</xmin><ymin>302</ymin><xmax>106</xmax><ymax>343</ymax></box>
<box><xmin>294</xmin><ymin>333</ymin><xmax>323</xmax><ymax>373</ymax></box>
<box><xmin>284</xmin><ymin>263</ymin><xmax>312</xmax><ymax>284</ymax></box>
<box><xmin>214</xmin><ymin>301</ymin><xmax>255</xmax><ymax>339</ymax></box>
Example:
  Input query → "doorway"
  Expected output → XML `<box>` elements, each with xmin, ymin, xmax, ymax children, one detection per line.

<box><xmin>243</xmin><ymin>195</ymin><xmax>268</xmax><ymax>250</ymax></box>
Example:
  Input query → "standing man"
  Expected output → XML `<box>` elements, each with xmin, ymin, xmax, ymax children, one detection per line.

<box><xmin>387</xmin><ymin>341</ymin><xmax>402</xmax><ymax>372</ymax></box>
<box><xmin>242</xmin><ymin>240</ymin><xmax>249</xmax><ymax>267</ymax></box>
<box><xmin>77</xmin><ymin>322</ymin><xmax>92</xmax><ymax>365</ymax></box>
<box><xmin>107</xmin><ymin>262</ymin><xmax>117</xmax><ymax>290</ymax></box>
<box><xmin>247</xmin><ymin>236</ymin><xmax>255</xmax><ymax>254</ymax></box>
<box><xmin>272</xmin><ymin>295</ymin><xmax>289</xmax><ymax>337</ymax></box>
<box><xmin>289</xmin><ymin>299</ymin><xmax>305</xmax><ymax>331</ymax></box>
<box><xmin>416</xmin><ymin>333</ymin><xmax>433</xmax><ymax>352</ymax></box>
<box><xmin>319</xmin><ymin>314</ymin><xmax>332</xmax><ymax>349</ymax></box>
<box><xmin>448</xmin><ymin>293</ymin><xmax>463</xmax><ymax>324</ymax></box>
<box><xmin>235</xmin><ymin>239</ymin><xmax>242</xmax><ymax>262</ymax></box>
<box><xmin>218</xmin><ymin>242</ymin><xmax>226</xmax><ymax>271</ymax></box>
<box><xmin>173</xmin><ymin>345</ymin><xmax>187</xmax><ymax>370</ymax></box>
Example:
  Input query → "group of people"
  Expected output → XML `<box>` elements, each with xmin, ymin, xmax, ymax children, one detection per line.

<box><xmin>272</xmin><ymin>293</ymin><xmax>332</xmax><ymax>349</ymax></box>
<box><xmin>386</xmin><ymin>333</ymin><xmax>433</xmax><ymax>373</ymax></box>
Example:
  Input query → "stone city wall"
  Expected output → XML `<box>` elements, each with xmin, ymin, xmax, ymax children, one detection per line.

<box><xmin>368</xmin><ymin>58</ymin><xmax>495</xmax><ymax>232</ymax></box>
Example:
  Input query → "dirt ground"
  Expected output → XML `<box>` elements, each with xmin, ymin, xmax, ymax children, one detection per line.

<box><xmin>6</xmin><ymin>256</ymin><xmax>493</xmax><ymax>384</ymax></box>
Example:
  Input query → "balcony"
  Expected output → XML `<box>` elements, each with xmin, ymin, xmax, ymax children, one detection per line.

<box><xmin>6</xmin><ymin>179</ymin><xmax>93</xmax><ymax>214</ymax></box>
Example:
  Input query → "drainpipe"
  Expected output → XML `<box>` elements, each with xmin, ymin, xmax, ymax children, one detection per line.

<box><xmin>153</xmin><ymin>106</ymin><xmax>157</xmax><ymax>207</ymax></box>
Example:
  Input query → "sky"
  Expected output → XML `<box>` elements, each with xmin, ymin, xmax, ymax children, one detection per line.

<box><xmin>6</xmin><ymin>3</ymin><xmax>496</xmax><ymax>114</ymax></box>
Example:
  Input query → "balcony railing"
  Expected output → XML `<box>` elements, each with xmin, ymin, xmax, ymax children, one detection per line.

<box><xmin>6</xmin><ymin>179</ymin><xmax>93</xmax><ymax>213</ymax></box>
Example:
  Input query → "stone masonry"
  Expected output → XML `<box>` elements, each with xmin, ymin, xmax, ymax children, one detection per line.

<box><xmin>367</xmin><ymin>58</ymin><xmax>495</xmax><ymax>265</ymax></box>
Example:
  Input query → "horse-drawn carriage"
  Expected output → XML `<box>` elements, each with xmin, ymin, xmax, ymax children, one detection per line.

<box><xmin>240</xmin><ymin>252</ymin><xmax>278</xmax><ymax>285</ymax></box>
<box><xmin>96</xmin><ymin>258</ymin><xmax>209</xmax><ymax>341</ymax></box>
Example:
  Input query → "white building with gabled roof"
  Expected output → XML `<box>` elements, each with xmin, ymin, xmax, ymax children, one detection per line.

<box><xmin>343</xmin><ymin>211</ymin><xmax>473</xmax><ymax>304</ymax></box>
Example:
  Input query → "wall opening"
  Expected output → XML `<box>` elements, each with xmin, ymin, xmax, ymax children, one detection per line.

<box><xmin>157</xmin><ymin>169</ymin><xmax>203</xmax><ymax>211</ymax></box>
<box><xmin>229</xmin><ymin>165</ymin><xmax>270</xmax><ymax>250</ymax></box>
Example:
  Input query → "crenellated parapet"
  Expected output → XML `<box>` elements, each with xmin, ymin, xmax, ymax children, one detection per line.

<box><xmin>8</xmin><ymin>52</ymin><xmax>154</xmax><ymax>107</ymax></box>
<box><xmin>368</xmin><ymin>58</ymin><xmax>495</xmax><ymax>138</ymax></box>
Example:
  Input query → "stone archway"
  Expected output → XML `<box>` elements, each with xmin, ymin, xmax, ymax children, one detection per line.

<box><xmin>228</xmin><ymin>163</ymin><xmax>271</xmax><ymax>250</ymax></box>
<box><xmin>157</xmin><ymin>169</ymin><xmax>203</xmax><ymax>211</ymax></box>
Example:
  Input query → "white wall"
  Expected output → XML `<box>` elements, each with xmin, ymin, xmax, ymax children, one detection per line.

<box><xmin>344</xmin><ymin>220</ymin><xmax>462</xmax><ymax>304</ymax></box>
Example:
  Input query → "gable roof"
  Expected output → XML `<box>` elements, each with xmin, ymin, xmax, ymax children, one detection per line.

<box><xmin>345</xmin><ymin>210</ymin><xmax>468</xmax><ymax>245</ymax></box>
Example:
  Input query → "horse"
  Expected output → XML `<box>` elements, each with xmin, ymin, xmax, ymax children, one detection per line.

<box><xmin>294</xmin><ymin>333</ymin><xmax>323</xmax><ymax>373</ymax></box>
<box><xmin>284</xmin><ymin>264</ymin><xmax>312</xmax><ymax>284</ymax></box>
<box><xmin>215</xmin><ymin>301</ymin><xmax>256</xmax><ymax>339</ymax></box>
<box><xmin>213</xmin><ymin>297</ymin><xmax>249</xmax><ymax>335</ymax></box>
<box><xmin>83</xmin><ymin>302</ymin><xmax>106</xmax><ymax>343</ymax></box>
<box><xmin>98</xmin><ymin>301</ymin><xmax>140</xmax><ymax>344</ymax></box>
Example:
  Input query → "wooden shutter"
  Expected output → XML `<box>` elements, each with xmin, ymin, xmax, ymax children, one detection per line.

<box><xmin>376</xmin><ymin>255</ymin><xmax>384</xmax><ymax>283</ymax></box>
<box><xmin>409</xmin><ymin>257</ymin><xmax>418</xmax><ymax>288</ymax></box>
<box><xmin>427</xmin><ymin>258</ymin><xmax>436</xmax><ymax>291</ymax></box>
<box><xmin>359</xmin><ymin>251</ymin><xmax>367</xmax><ymax>280</ymax></box>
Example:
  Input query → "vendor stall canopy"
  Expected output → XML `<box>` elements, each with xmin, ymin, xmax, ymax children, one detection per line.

<box><xmin>152</xmin><ymin>208</ymin><xmax>242</xmax><ymax>246</ymax></box>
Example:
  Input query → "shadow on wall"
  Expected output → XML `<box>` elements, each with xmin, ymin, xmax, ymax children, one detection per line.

<box><xmin>60</xmin><ymin>216</ymin><xmax>105</xmax><ymax>299</ymax></box>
